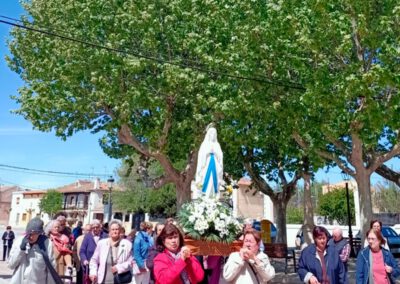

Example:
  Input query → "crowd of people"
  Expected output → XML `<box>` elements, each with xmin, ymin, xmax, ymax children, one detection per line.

<box><xmin>2</xmin><ymin>216</ymin><xmax>277</xmax><ymax>284</ymax></box>
<box><xmin>298</xmin><ymin>220</ymin><xmax>400</xmax><ymax>284</ymax></box>
<box><xmin>4</xmin><ymin>215</ymin><xmax>400</xmax><ymax>284</ymax></box>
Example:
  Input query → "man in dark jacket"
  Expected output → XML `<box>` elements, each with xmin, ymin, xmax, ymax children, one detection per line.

<box><xmin>79</xmin><ymin>220</ymin><xmax>107</xmax><ymax>268</ymax></box>
<box><xmin>328</xmin><ymin>227</ymin><xmax>350</xmax><ymax>280</ymax></box>
<box><xmin>2</xmin><ymin>225</ymin><xmax>15</xmax><ymax>261</ymax></box>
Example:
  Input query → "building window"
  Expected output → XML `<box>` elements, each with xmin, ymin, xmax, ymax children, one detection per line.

<box><xmin>22</xmin><ymin>213</ymin><xmax>27</xmax><ymax>222</ymax></box>
<box><xmin>114</xmin><ymin>212</ymin><xmax>123</xmax><ymax>220</ymax></box>
<box><xmin>16</xmin><ymin>197</ymin><xmax>20</xmax><ymax>205</ymax></box>
<box><xmin>124</xmin><ymin>214</ymin><xmax>130</xmax><ymax>222</ymax></box>
<box><xmin>84</xmin><ymin>195</ymin><xmax>89</xmax><ymax>207</ymax></box>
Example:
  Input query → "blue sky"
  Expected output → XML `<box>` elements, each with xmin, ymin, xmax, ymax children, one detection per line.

<box><xmin>0</xmin><ymin>1</ymin><xmax>393</xmax><ymax>191</ymax></box>
<box><xmin>0</xmin><ymin>2</ymin><xmax>120</xmax><ymax>189</ymax></box>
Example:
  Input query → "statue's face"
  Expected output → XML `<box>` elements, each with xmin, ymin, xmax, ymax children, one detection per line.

<box><xmin>208</xmin><ymin>128</ymin><xmax>217</xmax><ymax>142</ymax></box>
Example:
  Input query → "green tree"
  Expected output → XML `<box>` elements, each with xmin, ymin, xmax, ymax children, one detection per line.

<box><xmin>317</xmin><ymin>187</ymin><xmax>355</xmax><ymax>225</ymax></box>
<box><xmin>286</xmin><ymin>206</ymin><xmax>304</xmax><ymax>224</ymax></box>
<box><xmin>39</xmin><ymin>190</ymin><xmax>63</xmax><ymax>218</ymax></box>
<box><xmin>266</xmin><ymin>0</ymin><xmax>400</xmax><ymax>236</ymax></box>
<box><xmin>7</xmin><ymin>0</ymin><xmax>240</xmax><ymax>209</ymax></box>
<box><xmin>112</xmin><ymin>155</ymin><xmax>176</xmax><ymax>217</ymax></box>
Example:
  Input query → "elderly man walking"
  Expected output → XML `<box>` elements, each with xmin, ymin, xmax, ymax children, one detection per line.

<box><xmin>328</xmin><ymin>227</ymin><xmax>350</xmax><ymax>280</ymax></box>
<box><xmin>79</xmin><ymin>219</ymin><xmax>108</xmax><ymax>280</ymax></box>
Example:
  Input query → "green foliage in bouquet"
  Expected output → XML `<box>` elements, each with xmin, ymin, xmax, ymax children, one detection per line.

<box><xmin>178</xmin><ymin>197</ymin><xmax>242</xmax><ymax>243</ymax></box>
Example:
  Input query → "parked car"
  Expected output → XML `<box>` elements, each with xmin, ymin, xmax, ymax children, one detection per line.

<box><xmin>355</xmin><ymin>226</ymin><xmax>400</xmax><ymax>256</ymax></box>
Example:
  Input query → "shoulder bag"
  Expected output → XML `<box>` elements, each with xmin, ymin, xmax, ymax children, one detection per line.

<box><xmin>110</xmin><ymin>243</ymin><xmax>133</xmax><ymax>284</ymax></box>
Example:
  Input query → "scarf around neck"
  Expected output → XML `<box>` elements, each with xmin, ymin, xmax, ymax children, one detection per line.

<box><xmin>167</xmin><ymin>250</ymin><xmax>190</xmax><ymax>284</ymax></box>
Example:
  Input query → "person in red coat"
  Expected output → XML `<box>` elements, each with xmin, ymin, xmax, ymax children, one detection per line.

<box><xmin>154</xmin><ymin>224</ymin><xmax>204</xmax><ymax>284</ymax></box>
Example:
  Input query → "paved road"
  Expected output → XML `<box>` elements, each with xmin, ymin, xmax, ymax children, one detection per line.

<box><xmin>0</xmin><ymin>259</ymin><xmax>12</xmax><ymax>284</ymax></box>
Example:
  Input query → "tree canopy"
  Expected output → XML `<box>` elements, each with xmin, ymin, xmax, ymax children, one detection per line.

<box><xmin>112</xmin><ymin>155</ymin><xmax>177</xmax><ymax>217</ymax></box>
<box><xmin>39</xmin><ymin>189</ymin><xmax>63</xmax><ymax>217</ymax></box>
<box><xmin>6</xmin><ymin>0</ymin><xmax>400</xmax><ymax>239</ymax></box>
<box><xmin>317</xmin><ymin>187</ymin><xmax>355</xmax><ymax>226</ymax></box>
<box><xmin>7</xmin><ymin>0</ymin><xmax>240</xmax><ymax>207</ymax></box>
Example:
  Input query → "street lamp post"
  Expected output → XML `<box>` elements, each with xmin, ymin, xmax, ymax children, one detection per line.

<box><xmin>107</xmin><ymin>176</ymin><xmax>114</xmax><ymax>222</ymax></box>
<box><xmin>341</xmin><ymin>171</ymin><xmax>355</xmax><ymax>257</ymax></box>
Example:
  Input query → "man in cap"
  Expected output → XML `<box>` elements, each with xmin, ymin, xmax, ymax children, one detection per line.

<box><xmin>8</xmin><ymin>217</ymin><xmax>57</xmax><ymax>284</ymax></box>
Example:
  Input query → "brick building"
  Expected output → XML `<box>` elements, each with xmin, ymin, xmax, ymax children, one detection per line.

<box><xmin>0</xmin><ymin>185</ymin><xmax>21</xmax><ymax>226</ymax></box>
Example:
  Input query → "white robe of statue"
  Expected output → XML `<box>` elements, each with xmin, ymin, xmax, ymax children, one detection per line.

<box><xmin>192</xmin><ymin>126</ymin><xmax>223</xmax><ymax>199</ymax></box>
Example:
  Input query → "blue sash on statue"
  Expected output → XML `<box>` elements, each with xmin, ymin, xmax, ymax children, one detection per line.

<box><xmin>202</xmin><ymin>153</ymin><xmax>218</xmax><ymax>194</ymax></box>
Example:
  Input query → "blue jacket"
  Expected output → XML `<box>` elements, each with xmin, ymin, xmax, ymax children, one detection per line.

<box><xmin>356</xmin><ymin>246</ymin><xmax>400</xmax><ymax>284</ymax></box>
<box><xmin>79</xmin><ymin>231</ymin><xmax>108</xmax><ymax>264</ymax></box>
<box><xmin>298</xmin><ymin>244</ymin><xmax>346</xmax><ymax>284</ymax></box>
<box><xmin>133</xmin><ymin>231</ymin><xmax>153</xmax><ymax>269</ymax></box>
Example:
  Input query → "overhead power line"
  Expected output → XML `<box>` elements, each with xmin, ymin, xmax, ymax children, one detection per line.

<box><xmin>0</xmin><ymin>177</ymin><xmax>43</xmax><ymax>190</ymax></box>
<box><xmin>0</xmin><ymin>164</ymin><xmax>112</xmax><ymax>178</ymax></box>
<box><xmin>0</xmin><ymin>15</ymin><xmax>306</xmax><ymax>90</ymax></box>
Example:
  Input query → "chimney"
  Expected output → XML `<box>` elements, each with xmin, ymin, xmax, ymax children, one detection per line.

<box><xmin>93</xmin><ymin>177</ymin><xmax>100</xmax><ymax>190</ymax></box>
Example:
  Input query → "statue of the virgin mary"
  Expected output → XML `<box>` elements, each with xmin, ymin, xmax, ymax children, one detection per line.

<box><xmin>192</xmin><ymin>124</ymin><xmax>223</xmax><ymax>199</ymax></box>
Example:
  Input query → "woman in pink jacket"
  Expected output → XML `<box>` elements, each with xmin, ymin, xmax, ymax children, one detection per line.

<box><xmin>154</xmin><ymin>223</ymin><xmax>204</xmax><ymax>284</ymax></box>
<box><xmin>89</xmin><ymin>219</ymin><xmax>132</xmax><ymax>284</ymax></box>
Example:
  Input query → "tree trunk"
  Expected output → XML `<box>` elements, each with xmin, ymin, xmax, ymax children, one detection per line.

<box><xmin>302</xmin><ymin>173</ymin><xmax>314</xmax><ymax>245</ymax></box>
<box><xmin>175</xmin><ymin>180</ymin><xmax>192</xmax><ymax>211</ymax></box>
<box><xmin>274</xmin><ymin>199</ymin><xmax>288</xmax><ymax>244</ymax></box>
<box><xmin>354</xmin><ymin>170</ymin><xmax>373</xmax><ymax>242</ymax></box>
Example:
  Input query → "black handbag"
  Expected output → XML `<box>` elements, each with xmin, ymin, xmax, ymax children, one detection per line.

<box><xmin>113</xmin><ymin>270</ymin><xmax>133</xmax><ymax>284</ymax></box>
<box><xmin>110</xmin><ymin>244</ymin><xmax>133</xmax><ymax>284</ymax></box>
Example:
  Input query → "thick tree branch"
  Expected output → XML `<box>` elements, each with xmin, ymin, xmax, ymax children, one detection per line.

<box><xmin>370</xmin><ymin>141</ymin><xmax>400</xmax><ymax>172</ymax></box>
<box><xmin>118</xmin><ymin>124</ymin><xmax>150</xmax><ymax>156</ymax></box>
<box><xmin>243</xmin><ymin>148</ymin><xmax>275</xmax><ymax>199</ymax></box>
<box><xmin>351</xmin><ymin>15</ymin><xmax>364</xmax><ymax>61</ymax></box>
<box><xmin>184</xmin><ymin>150</ymin><xmax>198</xmax><ymax>184</ymax></box>
<box><xmin>244</xmin><ymin>160</ymin><xmax>276</xmax><ymax>200</ymax></box>
<box><xmin>135</xmin><ymin>155</ymin><xmax>174</xmax><ymax>189</ymax></box>
<box><xmin>293</xmin><ymin>132</ymin><xmax>355</xmax><ymax>176</ymax></box>
<box><xmin>278</xmin><ymin>165</ymin><xmax>288</xmax><ymax>187</ymax></box>
<box><xmin>283</xmin><ymin>171</ymin><xmax>301</xmax><ymax>203</ymax></box>
<box><xmin>157</xmin><ymin>95</ymin><xmax>175</xmax><ymax>150</ymax></box>
<box><xmin>375</xmin><ymin>164</ymin><xmax>400</xmax><ymax>187</ymax></box>
<box><xmin>326</xmin><ymin>135</ymin><xmax>349</xmax><ymax>155</ymax></box>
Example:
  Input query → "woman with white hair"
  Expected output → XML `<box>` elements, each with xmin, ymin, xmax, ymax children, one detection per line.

<box><xmin>45</xmin><ymin>219</ymin><xmax>73</xmax><ymax>281</ymax></box>
<box><xmin>89</xmin><ymin>219</ymin><xmax>132</xmax><ymax>284</ymax></box>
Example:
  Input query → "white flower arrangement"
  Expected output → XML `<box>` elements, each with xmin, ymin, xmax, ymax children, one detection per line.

<box><xmin>178</xmin><ymin>196</ymin><xmax>242</xmax><ymax>243</ymax></box>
